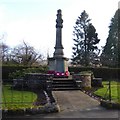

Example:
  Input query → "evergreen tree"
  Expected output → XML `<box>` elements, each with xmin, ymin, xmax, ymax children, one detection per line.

<box><xmin>101</xmin><ymin>9</ymin><xmax>120</xmax><ymax>67</ymax></box>
<box><xmin>71</xmin><ymin>10</ymin><xmax>100</xmax><ymax>66</ymax></box>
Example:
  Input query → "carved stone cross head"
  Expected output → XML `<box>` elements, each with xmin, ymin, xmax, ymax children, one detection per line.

<box><xmin>56</xmin><ymin>9</ymin><xmax>63</xmax><ymax>28</ymax></box>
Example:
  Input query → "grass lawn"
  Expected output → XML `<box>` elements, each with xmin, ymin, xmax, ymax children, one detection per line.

<box><xmin>94</xmin><ymin>81</ymin><xmax>120</xmax><ymax>103</ymax></box>
<box><xmin>2</xmin><ymin>84</ymin><xmax>38</xmax><ymax>110</ymax></box>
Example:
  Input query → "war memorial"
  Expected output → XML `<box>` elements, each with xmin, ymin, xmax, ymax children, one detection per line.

<box><xmin>48</xmin><ymin>9</ymin><xmax>69</xmax><ymax>77</ymax></box>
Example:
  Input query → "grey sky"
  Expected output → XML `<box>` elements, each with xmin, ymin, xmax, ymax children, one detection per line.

<box><xmin>0</xmin><ymin>0</ymin><xmax>119</xmax><ymax>58</ymax></box>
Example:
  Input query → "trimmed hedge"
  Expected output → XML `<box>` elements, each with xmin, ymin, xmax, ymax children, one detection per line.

<box><xmin>2</xmin><ymin>65</ymin><xmax>120</xmax><ymax>80</ymax></box>
<box><xmin>2</xmin><ymin>65</ymin><xmax>48</xmax><ymax>80</ymax></box>
<box><xmin>68</xmin><ymin>66</ymin><xmax>120</xmax><ymax>80</ymax></box>
<box><xmin>2</xmin><ymin>66</ymin><xmax>28</xmax><ymax>80</ymax></box>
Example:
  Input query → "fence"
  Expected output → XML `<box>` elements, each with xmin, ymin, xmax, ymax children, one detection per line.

<box><xmin>2</xmin><ymin>80</ymin><xmax>37</xmax><ymax>111</ymax></box>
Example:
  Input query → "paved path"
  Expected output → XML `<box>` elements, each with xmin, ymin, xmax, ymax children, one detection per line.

<box><xmin>3</xmin><ymin>90</ymin><xmax>119</xmax><ymax>119</ymax></box>
<box><xmin>53</xmin><ymin>90</ymin><xmax>100</xmax><ymax>112</ymax></box>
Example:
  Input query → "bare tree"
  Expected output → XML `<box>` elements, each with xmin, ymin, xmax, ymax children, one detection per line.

<box><xmin>0</xmin><ymin>43</ymin><xmax>10</xmax><ymax>63</ymax></box>
<box><xmin>11</xmin><ymin>41</ymin><xmax>43</xmax><ymax>66</ymax></box>
<box><xmin>0</xmin><ymin>34</ymin><xmax>11</xmax><ymax>64</ymax></box>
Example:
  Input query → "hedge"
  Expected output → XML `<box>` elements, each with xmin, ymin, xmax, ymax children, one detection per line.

<box><xmin>2</xmin><ymin>65</ymin><xmax>120</xmax><ymax>80</ymax></box>
<box><xmin>2</xmin><ymin>65</ymin><xmax>48</xmax><ymax>80</ymax></box>
<box><xmin>68</xmin><ymin>66</ymin><xmax>120</xmax><ymax>80</ymax></box>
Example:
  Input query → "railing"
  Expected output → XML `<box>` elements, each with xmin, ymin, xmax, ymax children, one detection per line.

<box><xmin>2</xmin><ymin>83</ymin><xmax>36</xmax><ymax>110</ymax></box>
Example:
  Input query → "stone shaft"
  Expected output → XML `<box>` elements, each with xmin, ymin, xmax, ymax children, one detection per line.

<box><xmin>54</xmin><ymin>9</ymin><xmax>64</xmax><ymax>57</ymax></box>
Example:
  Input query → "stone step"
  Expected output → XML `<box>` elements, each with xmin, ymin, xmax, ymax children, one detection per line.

<box><xmin>52</xmin><ymin>87</ymin><xmax>80</xmax><ymax>91</ymax></box>
<box><xmin>51</xmin><ymin>78</ymin><xmax>80</xmax><ymax>91</ymax></box>
<box><xmin>53</xmin><ymin>79</ymin><xmax>74</xmax><ymax>81</ymax></box>
<box><xmin>53</xmin><ymin>78</ymin><xmax>73</xmax><ymax>81</ymax></box>
<box><xmin>52</xmin><ymin>78</ymin><xmax>79</xmax><ymax>91</ymax></box>
<box><xmin>52</xmin><ymin>81</ymin><xmax>74</xmax><ymax>84</ymax></box>
<box><xmin>53</xmin><ymin>78</ymin><xmax>74</xmax><ymax>82</ymax></box>
<box><xmin>52</xmin><ymin>84</ymin><xmax>76</xmax><ymax>88</ymax></box>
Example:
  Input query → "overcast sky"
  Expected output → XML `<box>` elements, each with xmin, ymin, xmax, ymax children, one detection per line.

<box><xmin>0</xmin><ymin>0</ymin><xmax>119</xmax><ymax>58</ymax></box>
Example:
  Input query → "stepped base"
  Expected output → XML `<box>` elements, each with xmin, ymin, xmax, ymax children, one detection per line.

<box><xmin>52</xmin><ymin>77</ymin><xmax>81</xmax><ymax>91</ymax></box>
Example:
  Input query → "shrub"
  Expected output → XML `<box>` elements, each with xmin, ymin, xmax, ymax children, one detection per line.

<box><xmin>9</xmin><ymin>66</ymin><xmax>48</xmax><ymax>79</ymax></box>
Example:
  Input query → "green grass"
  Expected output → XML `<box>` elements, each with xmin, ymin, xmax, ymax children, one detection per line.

<box><xmin>94</xmin><ymin>81</ymin><xmax>120</xmax><ymax>103</ymax></box>
<box><xmin>2</xmin><ymin>84</ymin><xmax>37</xmax><ymax>110</ymax></box>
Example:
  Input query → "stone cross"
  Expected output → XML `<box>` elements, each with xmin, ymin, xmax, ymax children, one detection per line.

<box><xmin>54</xmin><ymin>9</ymin><xmax>64</xmax><ymax>57</ymax></box>
<box><xmin>56</xmin><ymin>9</ymin><xmax>63</xmax><ymax>28</ymax></box>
